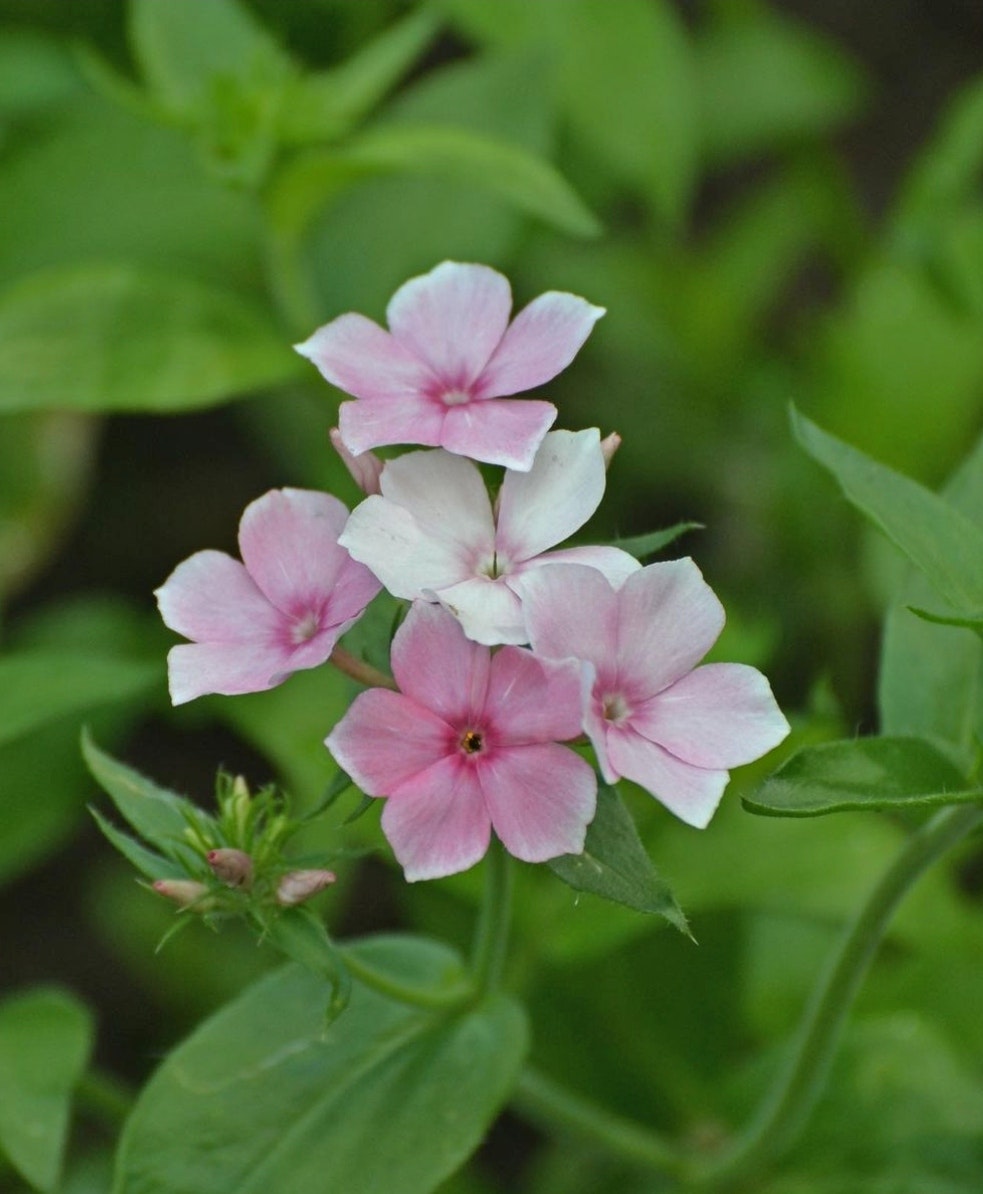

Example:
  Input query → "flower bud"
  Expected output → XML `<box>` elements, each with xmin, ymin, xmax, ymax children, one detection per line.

<box><xmin>276</xmin><ymin>869</ymin><xmax>336</xmax><ymax>906</ymax></box>
<box><xmin>600</xmin><ymin>431</ymin><xmax>621</xmax><ymax>469</ymax></box>
<box><xmin>206</xmin><ymin>848</ymin><xmax>254</xmax><ymax>888</ymax></box>
<box><xmin>330</xmin><ymin>428</ymin><xmax>384</xmax><ymax>495</ymax></box>
<box><xmin>153</xmin><ymin>879</ymin><xmax>213</xmax><ymax>908</ymax></box>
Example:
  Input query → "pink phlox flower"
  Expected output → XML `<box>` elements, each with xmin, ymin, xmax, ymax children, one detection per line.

<box><xmin>329</xmin><ymin>427</ymin><xmax>384</xmax><ymax>495</ymax></box>
<box><xmin>155</xmin><ymin>488</ymin><xmax>382</xmax><ymax>705</ymax></box>
<box><xmin>325</xmin><ymin>602</ymin><xmax>597</xmax><ymax>881</ymax></box>
<box><xmin>338</xmin><ymin>428</ymin><xmax>641</xmax><ymax>646</ymax></box>
<box><xmin>521</xmin><ymin>561</ymin><xmax>791</xmax><ymax>829</ymax></box>
<box><xmin>294</xmin><ymin>261</ymin><xmax>605</xmax><ymax>471</ymax></box>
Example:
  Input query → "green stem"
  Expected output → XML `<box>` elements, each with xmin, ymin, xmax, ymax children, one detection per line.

<box><xmin>329</xmin><ymin>645</ymin><xmax>398</xmax><ymax>691</ymax></box>
<box><xmin>687</xmin><ymin>802</ymin><xmax>983</xmax><ymax>1189</ymax></box>
<box><xmin>75</xmin><ymin>1068</ymin><xmax>135</xmax><ymax>1133</ymax></box>
<box><xmin>470</xmin><ymin>840</ymin><xmax>513</xmax><ymax>992</ymax></box>
<box><xmin>341</xmin><ymin>948</ymin><xmax>476</xmax><ymax>1011</ymax></box>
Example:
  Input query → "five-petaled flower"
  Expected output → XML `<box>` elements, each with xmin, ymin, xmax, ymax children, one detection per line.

<box><xmin>326</xmin><ymin>602</ymin><xmax>597</xmax><ymax>880</ymax></box>
<box><xmin>156</xmin><ymin>488</ymin><xmax>381</xmax><ymax>704</ymax></box>
<box><xmin>295</xmin><ymin>260</ymin><xmax>604</xmax><ymax>471</ymax></box>
<box><xmin>521</xmin><ymin>561</ymin><xmax>790</xmax><ymax>829</ymax></box>
<box><xmin>339</xmin><ymin>428</ymin><xmax>639</xmax><ymax>645</ymax></box>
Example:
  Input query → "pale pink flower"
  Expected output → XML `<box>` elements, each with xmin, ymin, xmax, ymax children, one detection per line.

<box><xmin>339</xmin><ymin>428</ymin><xmax>640</xmax><ymax>646</ymax></box>
<box><xmin>329</xmin><ymin>427</ymin><xmax>384</xmax><ymax>496</ymax></box>
<box><xmin>156</xmin><ymin>488</ymin><xmax>381</xmax><ymax>705</ymax></box>
<box><xmin>521</xmin><ymin>562</ymin><xmax>790</xmax><ymax>829</ymax></box>
<box><xmin>295</xmin><ymin>261</ymin><xmax>605</xmax><ymax>471</ymax></box>
<box><xmin>326</xmin><ymin>602</ymin><xmax>597</xmax><ymax>881</ymax></box>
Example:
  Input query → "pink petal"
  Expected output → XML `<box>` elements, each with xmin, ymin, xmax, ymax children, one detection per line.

<box><xmin>238</xmin><ymin>489</ymin><xmax>349</xmax><ymax>615</ymax></box>
<box><xmin>434</xmin><ymin>576</ymin><xmax>526</xmax><ymax>646</ymax></box>
<box><xmin>340</xmin><ymin>497</ymin><xmax>468</xmax><ymax>599</ymax></box>
<box><xmin>279</xmin><ymin>616</ymin><xmax>355</xmax><ymax>674</ymax></box>
<box><xmin>476</xmin><ymin>290</ymin><xmax>605</xmax><ymax>399</ymax></box>
<box><xmin>521</xmin><ymin>563</ymin><xmax>620</xmax><ymax>675</ymax></box>
<box><xmin>320</xmin><ymin>554</ymin><xmax>383</xmax><ymax>627</ymax></box>
<box><xmin>295</xmin><ymin>312</ymin><xmax>436</xmax><ymax>402</ymax></box>
<box><xmin>337</xmin><ymin>393</ymin><xmax>446</xmax><ymax>455</ymax></box>
<box><xmin>166</xmin><ymin>641</ymin><xmax>293</xmax><ymax>705</ymax></box>
<box><xmin>486</xmin><ymin>648</ymin><xmax>584</xmax><ymax>744</ymax></box>
<box><xmin>632</xmin><ymin>663</ymin><xmax>789</xmax><ymax>769</ymax></box>
<box><xmin>616</xmin><ymin>561</ymin><xmax>725</xmax><ymax>699</ymax></box>
<box><xmin>531</xmin><ymin>545</ymin><xmax>641</xmax><ymax>587</ymax></box>
<box><xmin>496</xmin><ymin>429</ymin><xmax>606</xmax><ymax>560</ymax></box>
<box><xmin>380</xmin><ymin>448</ymin><xmax>494</xmax><ymax>551</ymax></box>
<box><xmin>155</xmin><ymin>551</ymin><xmax>282</xmax><ymax>643</ymax></box>
<box><xmin>440</xmin><ymin>397</ymin><xmax>556</xmax><ymax>470</ymax></box>
<box><xmin>605</xmin><ymin>724</ymin><xmax>728</xmax><ymax>829</ymax></box>
<box><xmin>382</xmin><ymin>755</ymin><xmax>492</xmax><ymax>881</ymax></box>
<box><xmin>386</xmin><ymin>262</ymin><xmax>512</xmax><ymax>390</ymax></box>
<box><xmin>390</xmin><ymin>602</ymin><xmax>491</xmax><ymax>725</ymax></box>
<box><xmin>325</xmin><ymin>687</ymin><xmax>453</xmax><ymax>795</ymax></box>
<box><xmin>329</xmin><ymin>427</ymin><xmax>384</xmax><ymax>495</ymax></box>
<box><xmin>480</xmin><ymin>744</ymin><xmax>597</xmax><ymax>862</ymax></box>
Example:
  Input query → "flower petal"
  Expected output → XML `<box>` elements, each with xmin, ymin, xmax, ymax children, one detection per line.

<box><xmin>480</xmin><ymin>744</ymin><xmax>596</xmax><ymax>862</ymax></box>
<box><xmin>337</xmin><ymin>393</ymin><xmax>446</xmax><ymax>456</ymax></box>
<box><xmin>496</xmin><ymin>429</ymin><xmax>606</xmax><ymax>560</ymax></box>
<box><xmin>238</xmin><ymin>489</ymin><xmax>348</xmax><ymax>615</ymax></box>
<box><xmin>389</xmin><ymin>602</ymin><xmax>491</xmax><ymax>725</ymax></box>
<box><xmin>326</xmin><ymin>687</ymin><xmax>453</xmax><ymax>795</ymax></box>
<box><xmin>295</xmin><ymin>312</ymin><xmax>436</xmax><ymax>402</ymax></box>
<box><xmin>440</xmin><ymin>397</ymin><xmax>556</xmax><ymax>470</ymax></box>
<box><xmin>340</xmin><ymin>498</ymin><xmax>465</xmax><ymax>599</ymax></box>
<box><xmin>386</xmin><ymin>261</ymin><xmax>512</xmax><ymax>389</ymax></box>
<box><xmin>632</xmin><ymin>663</ymin><xmax>789</xmax><ymax>769</ymax></box>
<box><xmin>476</xmin><ymin>291</ymin><xmax>605</xmax><ymax>398</ymax></box>
<box><xmin>155</xmin><ymin>551</ymin><xmax>281</xmax><ymax>643</ymax></box>
<box><xmin>486</xmin><ymin>647</ymin><xmax>583</xmax><ymax>744</ymax></box>
<box><xmin>166</xmin><ymin>641</ymin><xmax>292</xmax><ymax>705</ymax></box>
<box><xmin>380</xmin><ymin>448</ymin><xmax>494</xmax><ymax>553</ymax></box>
<box><xmin>520</xmin><ymin>563</ymin><xmax>620</xmax><ymax>675</ymax></box>
<box><xmin>435</xmin><ymin>576</ymin><xmax>526</xmax><ymax>646</ymax></box>
<box><xmin>616</xmin><ymin>561</ymin><xmax>725</xmax><ymax>699</ymax></box>
<box><xmin>532</xmin><ymin>545</ymin><xmax>642</xmax><ymax>588</ymax></box>
<box><xmin>606</xmin><ymin>724</ymin><xmax>728</xmax><ymax>829</ymax></box>
<box><xmin>382</xmin><ymin>756</ymin><xmax>492</xmax><ymax>881</ymax></box>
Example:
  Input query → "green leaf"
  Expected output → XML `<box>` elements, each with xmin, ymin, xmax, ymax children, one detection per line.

<box><xmin>611</xmin><ymin>521</ymin><xmax>702</xmax><ymax>560</ymax></box>
<box><xmin>547</xmin><ymin>783</ymin><xmax>689</xmax><ymax>934</ymax></box>
<box><xmin>88</xmin><ymin>807</ymin><xmax>183</xmax><ymax>883</ymax></box>
<box><xmin>113</xmin><ymin>937</ymin><xmax>529</xmax><ymax>1194</ymax></box>
<box><xmin>745</xmin><ymin>736</ymin><xmax>980</xmax><ymax>817</ymax></box>
<box><xmin>0</xmin><ymin>988</ymin><xmax>93</xmax><ymax>1192</ymax></box>
<box><xmin>0</xmin><ymin>264</ymin><xmax>302</xmax><ymax>414</ymax></box>
<box><xmin>909</xmin><ymin>606</ymin><xmax>983</xmax><ymax>634</ymax></box>
<box><xmin>82</xmin><ymin>731</ymin><xmax>196</xmax><ymax>857</ymax></box>
<box><xmin>792</xmin><ymin>407</ymin><xmax>983</xmax><ymax>615</ymax></box>
<box><xmin>0</xmin><ymin>30</ymin><xmax>79</xmax><ymax>116</ymax></box>
<box><xmin>0</xmin><ymin>654</ymin><xmax>158</xmax><ymax>749</ymax></box>
<box><xmin>280</xmin><ymin>10</ymin><xmax>438</xmax><ymax>144</ymax></box>
<box><xmin>696</xmin><ymin>1</ymin><xmax>867</xmax><ymax>165</ymax></box>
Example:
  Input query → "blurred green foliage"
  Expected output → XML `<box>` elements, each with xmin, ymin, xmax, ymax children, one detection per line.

<box><xmin>1</xmin><ymin>0</ymin><xmax>982</xmax><ymax>1191</ymax></box>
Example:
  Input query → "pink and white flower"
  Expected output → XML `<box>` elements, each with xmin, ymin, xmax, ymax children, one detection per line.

<box><xmin>339</xmin><ymin>428</ymin><xmax>640</xmax><ymax>646</ymax></box>
<box><xmin>326</xmin><ymin>602</ymin><xmax>597</xmax><ymax>881</ymax></box>
<box><xmin>295</xmin><ymin>261</ymin><xmax>605</xmax><ymax>471</ymax></box>
<box><xmin>156</xmin><ymin>488</ymin><xmax>381</xmax><ymax>705</ymax></box>
<box><xmin>521</xmin><ymin>561</ymin><xmax>790</xmax><ymax>829</ymax></box>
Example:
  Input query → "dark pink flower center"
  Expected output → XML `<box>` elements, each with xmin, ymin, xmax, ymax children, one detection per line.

<box><xmin>440</xmin><ymin>387</ymin><xmax>473</xmax><ymax>407</ymax></box>
<box><xmin>601</xmin><ymin>693</ymin><xmax>630</xmax><ymax>724</ymax></box>
<box><xmin>458</xmin><ymin>727</ymin><xmax>485</xmax><ymax>755</ymax></box>
<box><xmin>290</xmin><ymin>611</ymin><xmax>320</xmax><ymax>645</ymax></box>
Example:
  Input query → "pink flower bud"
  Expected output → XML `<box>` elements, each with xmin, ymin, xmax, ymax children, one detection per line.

<box><xmin>152</xmin><ymin>879</ymin><xmax>213</xmax><ymax>908</ymax></box>
<box><xmin>330</xmin><ymin>428</ymin><xmax>384</xmax><ymax>496</ymax></box>
<box><xmin>206</xmin><ymin>848</ymin><xmax>254</xmax><ymax>888</ymax></box>
<box><xmin>600</xmin><ymin>431</ymin><xmax>621</xmax><ymax>469</ymax></box>
<box><xmin>276</xmin><ymin>869</ymin><xmax>336</xmax><ymax>906</ymax></box>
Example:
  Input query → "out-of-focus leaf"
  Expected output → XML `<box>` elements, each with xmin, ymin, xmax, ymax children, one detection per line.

<box><xmin>548</xmin><ymin>783</ymin><xmax>689</xmax><ymax>934</ymax></box>
<box><xmin>0</xmin><ymin>264</ymin><xmax>301</xmax><ymax>414</ymax></box>
<box><xmin>88</xmin><ymin>808</ymin><xmax>183</xmax><ymax>883</ymax></box>
<box><xmin>113</xmin><ymin>939</ymin><xmax>528</xmax><ymax>1194</ymax></box>
<box><xmin>610</xmin><ymin>522</ymin><xmax>702</xmax><ymax>560</ymax></box>
<box><xmin>696</xmin><ymin>1</ymin><xmax>867</xmax><ymax>164</ymax></box>
<box><xmin>0</xmin><ymin>30</ymin><xmax>79</xmax><ymax>116</ymax></box>
<box><xmin>908</xmin><ymin>606</ymin><xmax>983</xmax><ymax>634</ymax></box>
<box><xmin>0</xmin><ymin>988</ymin><xmax>93</xmax><ymax>1192</ymax></box>
<box><xmin>745</xmin><ymin>736</ymin><xmax>979</xmax><ymax>817</ymax></box>
<box><xmin>0</xmin><ymin>654</ymin><xmax>158</xmax><ymax>749</ymax></box>
<box><xmin>793</xmin><ymin>408</ymin><xmax>983</xmax><ymax>615</ymax></box>
<box><xmin>280</xmin><ymin>10</ymin><xmax>438</xmax><ymax>144</ymax></box>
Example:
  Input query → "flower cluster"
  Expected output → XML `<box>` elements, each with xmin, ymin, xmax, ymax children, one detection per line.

<box><xmin>156</xmin><ymin>261</ymin><xmax>789</xmax><ymax>881</ymax></box>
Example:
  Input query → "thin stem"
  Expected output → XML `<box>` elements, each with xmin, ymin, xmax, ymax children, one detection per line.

<box><xmin>329</xmin><ymin>645</ymin><xmax>397</xmax><ymax>690</ymax></box>
<box><xmin>470</xmin><ymin>840</ymin><xmax>513</xmax><ymax>992</ymax></box>
<box><xmin>687</xmin><ymin>802</ymin><xmax>983</xmax><ymax>1189</ymax></box>
<box><xmin>514</xmin><ymin>1066</ymin><xmax>686</xmax><ymax>1176</ymax></box>
<box><xmin>76</xmin><ymin>1068</ymin><xmax>135</xmax><ymax>1132</ymax></box>
<box><xmin>341</xmin><ymin>948</ymin><xmax>476</xmax><ymax>1011</ymax></box>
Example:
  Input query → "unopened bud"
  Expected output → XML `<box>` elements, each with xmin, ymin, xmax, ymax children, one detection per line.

<box><xmin>153</xmin><ymin>879</ymin><xmax>213</xmax><ymax>908</ymax></box>
<box><xmin>330</xmin><ymin>428</ymin><xmax>384</xmax><ymax>495</ymax></box>
<box><xmin>276</xmin><ymin>869</ymin><xmax>336</xmax><ymax>906</ymax></box>
<box><xmin>600</xmin><ymin>431</ymin><xmax>621</xmax><ymax>469</ymax></box>
<box><xmin>207</xmin><ymin>848</ymin><xmax>253</xmax><ymax>888</ymax></box>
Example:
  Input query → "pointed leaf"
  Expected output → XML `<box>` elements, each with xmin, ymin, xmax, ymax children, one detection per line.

<box><xmin>0</xmin><ymin>988</ymin><xmax>93</xmax><ymax>1192</ymax></box>
<box><xmin>908</xmin><ymin>606</ymin><xmax>983</xmax><ymax>635</ymax></box>
<box><xmin>88</xmin><ymin>807</ymin><xmax>184</xmax><ymax>882</ymax></box>
<box><xmin>611</xmin><ymin>522</ymin><xmax>702</xmax><ymax>560</ymax></box>
<box><xmin>548</xmin><ymin>783</ymin><xmax>689</xmax><ymax>934</ymax></box>
<box><xmin>745</xmin><ymin>736</ymin><xmax>980</xmax><ymax>817</ymax></box>
<box><xmin>113</xmin><ymin>937</ymin><xmax>529</xmax><ymax>1194</ymax></box>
